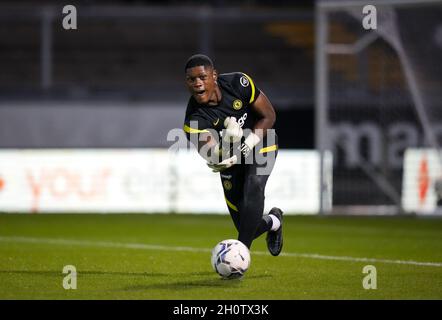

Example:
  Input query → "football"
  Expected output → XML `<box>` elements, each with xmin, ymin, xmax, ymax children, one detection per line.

<box><xmin>211</xmin><ymin>239</ymin><xmax>251</xmax><ymax>279</ymax></box>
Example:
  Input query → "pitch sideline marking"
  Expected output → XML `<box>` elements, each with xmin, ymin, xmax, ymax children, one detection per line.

<box><xmin>1</xmin><ymin>236</ymin><xmax>442</xmax><ymax>268</ymax></box>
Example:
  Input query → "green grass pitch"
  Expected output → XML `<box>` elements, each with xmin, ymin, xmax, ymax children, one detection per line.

<box><xmin>0</xmin><ymin>213</ymin><xmax>442</xmax><ymax>299</ymax></box>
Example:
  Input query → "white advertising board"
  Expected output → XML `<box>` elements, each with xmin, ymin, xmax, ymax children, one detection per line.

<box><xmin>0</xmin><ymin>149</ymin><xmax>331</xmax><ymax>214</ymax></box>
<box><xmin>0</xmin><ymin>149</ymin><xmax>172</xmax><ymax>213</ymax></box>
<box><xmin>402</xmin><ymin>149</ymin><xmax>442</xmax><ymax>214</ymax></box>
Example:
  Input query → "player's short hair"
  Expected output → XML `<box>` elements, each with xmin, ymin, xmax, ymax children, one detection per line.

<box><xmin>185</xmin><ymin>54</ymin><xmax>214</xmax><ymax>72</ymax></box>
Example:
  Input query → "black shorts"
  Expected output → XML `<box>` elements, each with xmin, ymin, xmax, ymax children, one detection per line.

<box><xmin>220</xmin><ymin>145</ymin><xmax>278</xmax><ymax>216</ymax></box>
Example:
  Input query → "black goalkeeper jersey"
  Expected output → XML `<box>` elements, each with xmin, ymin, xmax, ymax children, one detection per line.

<box><xmin>183</xmin><ymin>72</ymin><xmax>278</xmax><ymax>153</ymax></box>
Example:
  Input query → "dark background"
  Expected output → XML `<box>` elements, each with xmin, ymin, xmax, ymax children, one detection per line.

<box><xmin>0</xmin><ymin>0</ymin><xmax>315</xmax><ymax>150</ymax></box>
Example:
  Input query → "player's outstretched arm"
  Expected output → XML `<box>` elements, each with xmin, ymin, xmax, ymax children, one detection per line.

<box><xmin>198</xmin><ymin>128</ymin><xmax>238</xmax><ymax>173</ymax></box>
<box><xmin>197</xmin><ymin>131</ymin><xmax>219</xmax><ymax>160</ymax></box>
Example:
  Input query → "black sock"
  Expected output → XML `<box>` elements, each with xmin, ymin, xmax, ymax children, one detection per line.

<box><xmin>253</xmin><ymin>215</ymin><xmax>273</xmax><ymax>239</ymax></box>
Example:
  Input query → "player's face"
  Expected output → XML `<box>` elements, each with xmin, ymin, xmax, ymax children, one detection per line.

<box><xmin>185</xmin><ymin>66</ymin><xmax>218</xmax><ymax>104</ymax></box>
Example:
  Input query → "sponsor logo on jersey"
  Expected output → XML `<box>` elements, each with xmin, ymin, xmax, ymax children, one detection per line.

<box><xmin>213</xmin><ymin>118</ymin><xmax>220</xmax><ymax>126</ymax></box>
<box><xmin>221</xmin><ymin>174</ymin><xmax>232</xmax><ymax>179</ymax></box>
<box><xmin>233</xmin><ymin>99</ymin><xmax>243</xmax><ymax>110</ymax></box>
<box><xmin>238</xmin><ymin>113</ymin><xmax>247</xmax><ymax>127</ymax></box>
<box><xmin>223</xmin><ymin>180</ymin><xmax>233</xmax><ymax>191</ymax></box>
<box><xmin>240</xmin><ymin>76</ymin><xmax>249</xmax><ymax>87</ymax></box>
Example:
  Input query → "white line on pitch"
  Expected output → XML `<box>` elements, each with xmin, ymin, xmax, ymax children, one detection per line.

<box><xmin>1</xmin><ymin>236</ymin><xmax>442</xmax><ymax>268</ymax></box>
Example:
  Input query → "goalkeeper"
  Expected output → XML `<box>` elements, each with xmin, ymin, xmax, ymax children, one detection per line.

<box><xmin>183</xmin><ymin>54</ymin><xmax>283</xmax><ymax>256</ymax></box>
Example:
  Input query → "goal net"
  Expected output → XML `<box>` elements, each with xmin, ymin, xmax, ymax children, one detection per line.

<box><xmin>316</xmin><ymin>0</ymin><xmax>442</xmax><ymax>214</ymax></box>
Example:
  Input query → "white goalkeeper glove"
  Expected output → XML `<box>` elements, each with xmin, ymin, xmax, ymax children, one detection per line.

<box><xmin>212</xmin><ymin>117</ymin><xmax>243</xmax><ymax>158</ymax></box>
<box><xmin>239</xmin><ymin>132</ymin><xmax>261</xmax><ymax>158</ymax></box>
<box><xmin>223</xmin><ymin>117</ymin><xmax>243</xmax><ymax>143</ymax></box>
<box><xmin>207</xmin><ymin>155</ymin><xmax>238</xmax><ymax>173</ymax></box>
